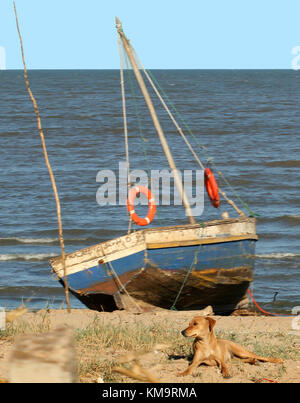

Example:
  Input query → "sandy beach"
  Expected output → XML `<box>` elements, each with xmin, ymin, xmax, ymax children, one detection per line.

<box><xmin>0</xmin><ymin>308</ymin><xmax>299</xmax><ymax>383</ymax></box>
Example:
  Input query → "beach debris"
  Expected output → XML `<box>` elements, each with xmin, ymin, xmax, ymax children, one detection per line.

<box><xmin>5</xmin><ymin>305</ymin><xmax>28</xmax><ymax>323</ymax></box>
<box><xmin>113</xmin><ymin>362</ymin><xmax>159</xmax><ymax>383</ymax></box>
<box><xmin>9</xmin><ymin>326</ymin><xmax>77</xmax><ymax>383</ymax></box>
<box><xmin>0</xmin><ymin>305</ymin><xmax>28</xmax><ymax>331</ymax></box>
<box><xmin>253</xmin><ymin>377</ymin><xmax>279</xmax><ymax>383</ymax></box>
<box><xmin>112</xmin><ymin>344</ymin><xmax>168</xmax><ymax>383</ymax></box>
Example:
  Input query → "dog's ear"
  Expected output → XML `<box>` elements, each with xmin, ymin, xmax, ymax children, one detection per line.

<box><xmin>206</xmin><ymin>317</ymin><xmax>216</xmax><ymax>332</ymax></box>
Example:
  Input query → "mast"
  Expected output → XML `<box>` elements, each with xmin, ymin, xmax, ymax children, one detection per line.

<box><xmin>116</xmin><ymin>17</ymin><xmax>196</xmax><ymax>225</ymax></box>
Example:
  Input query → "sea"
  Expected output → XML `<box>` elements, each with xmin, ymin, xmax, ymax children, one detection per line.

<box><xmin>0</xmin><ymin>69</ymin><xmax>299</xmax><ymax>314</ymax></box>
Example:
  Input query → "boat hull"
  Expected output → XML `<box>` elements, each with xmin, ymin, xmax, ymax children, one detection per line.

<box><xmin>50</xmin><ymin>217</ymin><xmax>257</xmax><ymax>314</ymax></box>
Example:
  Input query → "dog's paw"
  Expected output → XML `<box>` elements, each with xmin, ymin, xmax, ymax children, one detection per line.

<box><xmin>176</xmin><ymin>371</ymin><xmax>188</xmax><ymax>377</ymax></box>
<box><xmin>221</xmin><ymin>369</ymin><xmax>232</xmax><ymax>379</ymax></box>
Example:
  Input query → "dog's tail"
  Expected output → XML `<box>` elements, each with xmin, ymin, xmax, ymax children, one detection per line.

<box><xmin>225</xmin><ymin>340</ymin><xmax>284</xmax><ymax>363</ymax></box>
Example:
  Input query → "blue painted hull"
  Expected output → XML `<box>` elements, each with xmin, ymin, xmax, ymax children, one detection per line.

<box><xmin>62</xmin><ymin>238</ymin><xmax>256</xmax><ymax>313</ymax></box>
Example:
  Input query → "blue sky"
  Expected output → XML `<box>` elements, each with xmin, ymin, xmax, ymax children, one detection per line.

<box><xmin>1</xmin><ymin>0</ymin><xmax>300</xmax><ymax>69</ymax></box>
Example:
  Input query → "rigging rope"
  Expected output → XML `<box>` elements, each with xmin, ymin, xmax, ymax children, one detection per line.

<box><xmin>118</xmin><ymin>36</ymin><xmax>133</xmax><ymax>234</ymax></box>
<box><xmin>132</xmin><ymin>48</ymin><xmax>206</xmax><ymax>171</ymax></box>
<box><xmin>170</xmin><ymin>223</ymin><xmax>205</xmax><ymax>310</ymax></box>
<box><xmin>139</xmin><ymin>66</ymin><xmax>257</xmax><ymax>218</ymax></box>
<box><xmin>123</xmin><ymin>51</ymin><xmax>165</xmax><ymax>227</ymax></box>
<box><xmin>117</xmin><ymin>28</ymin><xmax>259</xmax><ymax>314</ymax></box>
<box><xmin>100</xmin><ymin>244</ymin><xmax>143</xmax><ymax>312</ymax></box>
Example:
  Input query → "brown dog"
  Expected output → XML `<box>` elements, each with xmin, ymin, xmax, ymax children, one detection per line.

<box><xmin>178</xmin><ymin>316</ymin><xmax>283</xmax><ymax>378</ymax></box>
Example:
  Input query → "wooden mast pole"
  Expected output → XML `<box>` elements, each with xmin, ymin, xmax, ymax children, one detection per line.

<box><xmin>14</xmin><ymin>2</ymin><xmax>71</xmax><ymax>312</ymax></box>
<box><xmin>116</xmin><ymin>17</ymin><xmax>196</xmax><ymax>224</ymax></box>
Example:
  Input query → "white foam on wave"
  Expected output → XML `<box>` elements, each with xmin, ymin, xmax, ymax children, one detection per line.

<box><xmin>17</xmin><ymin>237</ymin><xmax>58</xmax><ymax>244</ymax></box>
<box><xmin>0</xmin><ymin>253</ymin><xmax>58</xmax><ymax>261</ymax></box>
<box><xmin>256</xmin><ymin>252</ymin><xmax>300</xmax><ymax>259</ymax></box>
<box><xmin>0</xmin><ymin>236</ymin><xmax>89</xmax><ymax>245</ymax></box>
<box><xmin>0</xmin><ymin>237</ymin><xmax>58</xmax><ymax>244</ymax></box>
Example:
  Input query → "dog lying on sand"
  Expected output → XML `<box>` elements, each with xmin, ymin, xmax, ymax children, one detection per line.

<box><xmin>178</xmin><ymin>316</ymin><xmax>283</xmax><ymax>378</ymax></box>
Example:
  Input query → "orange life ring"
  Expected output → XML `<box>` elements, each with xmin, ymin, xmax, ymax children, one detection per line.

<box><xmin>127</xmin><ymin>186</ymin><xmax>156</xmax><ymax>226</ymax></box>
<box><xmin>204</xmin><ymin>168</ymin><xmax>220</xmax><ymax>208</ymax></box>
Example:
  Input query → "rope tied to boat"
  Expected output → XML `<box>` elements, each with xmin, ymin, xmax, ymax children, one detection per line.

<box><xmin>247</xmin><ymin>288</ymin><xmax>295</xmax><ymax>317</ymax></box>
<box><xmin>100</xmin><ymin>246</ymin><xmax>143</xmax><ymax>313</ymax></box>
<box><xmin>170</xmin><ymin>224</ymin><xmax>205</xmax><ymax>310</ymax></box>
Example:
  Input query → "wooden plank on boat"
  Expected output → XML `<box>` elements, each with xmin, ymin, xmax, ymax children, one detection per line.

<box><xmin>50</xmin><ymin>231</ymin><xmax>146</xmax><ymax>278</ymax></box>
<box><xmin>49</xmin><ymin>217</ymin><xmax>257</xmax><ymax>280</ymax></box>
<box><xmin>144</xmin><ymin>218</ymin><xmax>256</xmax><ymax>246</ymax></box>
<box><xmin>146</xmin><ymin>234</ymin><xmax>258</xmax><ymax>249</ymax></box>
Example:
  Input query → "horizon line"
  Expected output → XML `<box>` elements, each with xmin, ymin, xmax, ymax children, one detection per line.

<box><xmin>0</xmin><ymin>67</ymin><xmax>297</xmax><ymax>71</ymax></box>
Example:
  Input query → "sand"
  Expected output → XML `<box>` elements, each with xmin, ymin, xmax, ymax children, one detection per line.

<box><xmin>0</xmin><ymin>308</ymin><xmax>299</xmax><ymax>383</ymax></box>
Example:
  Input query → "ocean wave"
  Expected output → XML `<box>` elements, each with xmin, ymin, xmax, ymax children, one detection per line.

<box><xmin>0</xmin><ymin>131</ymin><xmax>22</xmax><ymax>137</ymax></box>
<box><xmin>256</xmin><ymin>252</ymin><xmax>300</xmax><ymax>259</ymax></box>
<box><xmin>0</xmin><ymin>237</ymin><xmax>58</xmax><ymax>245</ymax></box>
<box><xmin>266</xmin><ymin>160</ymin><xmax>300</xmax><ymax>167</ymax></box>
<box><xmin>256</xmin><ymin>106</ymin><xmax>276</xmax><ymax>113</ymax></box>
<box><xmin>286</xmin><ymin>215</ymin><xmax>300</xmax><ymax>220</ymax></box>
<box><xmin>0</xmin><ymin>285</ymin><xmax>65</xmax><ymax>296</ymax></box>
<box><xmin>258</xmin><ymin>214</ymin><xmax>300</xmax><ymax>225</ymax></box>
<box><xmin>0</xmin><ymin>253</ymin><xmax>58</xmax><ymax>262</ymax></box>
<box><xmin>0</xmin><ymin>236</ymin><xmax>93</xmax><ymax>246</ymax></box>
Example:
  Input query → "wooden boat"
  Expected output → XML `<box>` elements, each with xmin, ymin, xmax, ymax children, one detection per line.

<box><xmin>50</xmin><ymin>18</ymin><xmax>258</xmax><ymax>314</ymax></box>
